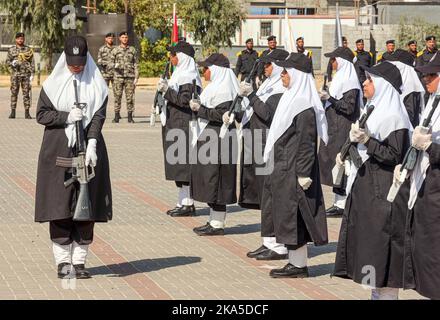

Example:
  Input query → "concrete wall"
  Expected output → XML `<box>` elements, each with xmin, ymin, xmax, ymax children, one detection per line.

<box><xmin>377</xmin><ymin>3</ymin><xmax>440</xmax><ymax>24</ymax></box>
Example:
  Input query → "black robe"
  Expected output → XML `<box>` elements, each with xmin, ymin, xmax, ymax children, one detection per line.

<box><xmin>237</xmin><ymin>92</ymin><xmax>282</xmax><ymax>209</ymax></box>
<box><xmin>190</xmin><ymin>101</ymin><xmax>237</xmax><ymax>205</ymax></box>
<box><xmin>403</xmin><ymin>92</ymin><xmax>422</xmax><ymax>128</ymax></box>
<box><xmin>260</xmin><ymin>108</ymin><xmax>328</xmax><ymax>247</ymax></box>
<box><xmin>162</xmin><ymin>83</ymin><xmax>198</xmax><ymax>183</ymax></box>
<box><xmin>334</xmin><ymin>129</ymin><xmax>410</xmax><ymax>288</ymax></box>
<box><xmin>318</xmin><ymin>89</ymin><xmax>361</xmax><ymax>187</ymax></box>
<box><xmin>404</xmin><ymin>143</ymin><xmax>440</xmax><ymax>299</ymax></box>
<box><xmin>35</xmin><ymin>89</ymin><xmax>112</xmax><ymax>223</ymax></box>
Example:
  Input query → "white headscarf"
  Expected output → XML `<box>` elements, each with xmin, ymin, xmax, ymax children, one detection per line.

<box><xmin>408</xmin><ymin>76</ymin><xmax>440</xmax><ymax>209</ymax></box>
<box><xmin>263</xmin><ymin>67</ymin><xmax>328</xmax><ymax>162</ymax></box>
<box><xmin>241</xmin><ymin>62</ymin><xmax>286</xmax><ymax>127</ymax></box>
<box><xmin>327</xmin><ymin>57</ymin><xmax>363</xmax><ymax>107</ymax></box>
<box><xmin>345</xmin><ymin>74</ymin><xmax>413</xmax><ymax>194</ymax></box>
<box><xmin>191</xmin><ymin>65</ymin><xmax>239</xmax><ymax>146</ymax></box>
<box><xmin>161</xmin><ymin>52</ymin><xmax>202</xmax><ymax>126</ymax></box>
<box><xmin>388</xmin><ymin>61</ymin><xmax>425</xmax><ymax>99</ymax></box>
<box><xmin>42</xmin><ymin>52</ymin><xmax>108</xmax><ymax>147</ymax></box>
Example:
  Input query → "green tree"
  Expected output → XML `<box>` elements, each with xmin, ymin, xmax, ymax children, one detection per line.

<box><xmin>398</xmin><ymin>16</ymin><xmax>440</xmax><ymax>51</ymax></box>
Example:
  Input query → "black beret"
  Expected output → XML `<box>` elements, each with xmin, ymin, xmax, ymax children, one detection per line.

<box><xmin>119</xmin><ymin>31</ymin><xmax>128</xmax><ymax>37</ymax></box>
<box><xmin>360</xmin><ymin>62</ymin><xmax>402</xmax><ymax>94</ymax></box>
<box><xmin>274</xmin><ymin>52</ymin><xmax>313</xmax><ymax>73</ymax></box>
<box><xmin>167</xmin><ymin>41</ymin><xmax>195</xmax><ymax>58</ymax></box>
<box><xmin>260</xmin><ymin>49</ymin><xmax>289</xmax><ymax>64</ymax></box>
<box><xmin>386</xmin><ymin>39</ymin><xmax>395</xmax><ymax>45</ymax></box>
<box><xmin>198</xmin><ymin>53</ymin><xmax>230</xmax><ymax>68</ymax></box>
<box><xmin>15</xmin><ymin>32</ymin><xmax>24</xmax><ymax>38</ymax></box>
<box><xmin>105</xmin><ymin>32</ymin><xmax>115</xmax><ymax>38</ymax></box>
<box><xmin>407</xmin><ymin>40</ymin><xmax>417</xmax><ymax>46</ymax></box>
<box><xmin>426</xmin><ymin>35</ymin><xmax>436</xmax><ymax>41</ymax></box>
<box><xmin>267</xmin><ymin>35</ymin><xmax>276</xmax><ymax>41</ymax></box>
<box><xmin>64</xmin><ymin>35</ymin><xmax>88</xmax><ymax>66</ymax></box>
<box><xmin>245</xmin><ymin>38</ymin><xmax>253</xmax><ymax>44</ymax></box>
<box><xmin>324</xmin><ymin>47</ymin><xmax>355</xmax><ymax>62</ymax></box>
<box><xmin>415</xmin><ymin>52</ymin><xmax>440</xmax><ymax>74</ymax></box>
<box><xmin>356</xmin><ymin>39</ymin><xmax>364</xmax><ymax>44</ymax></box>
<box><xmin>384</xmin><ymin>49</ymin><xmax>414</xmax><ymax>67</ymax></box>
<box><xmin>342</xmin><ymin>36</ymin><xmax>347</xmax><ymax>41</ymax></box>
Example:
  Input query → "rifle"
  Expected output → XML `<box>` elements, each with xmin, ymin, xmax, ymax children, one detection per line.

<box><xmin>150</xmin><ymin>61</ymin><xmax>171</xmax><ymax>126</ymax></box>
<box><xmin>387</xmin><ymin>95</ymin><xmax>440</xmax><ymax>202</ymax></box>
<box><xmin>332</xmin><ymin>104</ymin><xmax>375</xmax><ymax>187</ymax></box>
<box><xmin>219</xmin><ymin>59</ymin><xmax>260</xmax><ymax>139</ymax></box>
<box><xmin>321</xmin><ymin>74</ymin><xmax>328</xmax><ymax>107</ymax></box>
<box><xmin>55</xmin><ymin>79</ymin><xmax>95</xmax><ymax>221</ymax></box>
<box><xmin>190</xmin><ymin>79</ymin><xmax>199</xmax><ymax>145</ymax></box>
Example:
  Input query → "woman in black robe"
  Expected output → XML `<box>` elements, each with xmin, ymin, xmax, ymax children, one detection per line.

<box><xmin>333</xmin><ymin>62</ymin><xmax>412</xmax><ymax>300</ymax></box>
<box><xmin>400</xmin><ymin>56</ymin><xmax>440</xmax><ymax>300</ymax></box>
<box><xmin>156</xmin><ymin>41</ymin><xmax>202</xmax><ymax>217</ymax></box>
<box><xmin>318</xmin><ymin>47</ymin><xmax>362</xmax><ymax>217</ymax></box>
<box><xmin>188</xmin><ymin>54</ymin><xmax>238</xmax><ymax>236</ymax></box>
<box><xmin>35</xmin><ymin>36</ymin><xmax>112</xmax><ymax>279</ymax></box>
<box><xmin>230</xmin><ymin>49</ymin><xmax>289</xmax><ymax>260</ymax></box>
<box><xmin>260</xmin><ymin>53</ymin><xmax>329</xmax><ymax>278</ymax></box>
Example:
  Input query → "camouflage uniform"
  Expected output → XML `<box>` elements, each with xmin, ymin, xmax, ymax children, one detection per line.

<box><xmin>97</xmin><ymin>44</ymin><xmax>114</xmax><ymax>87</ymax></box>
<box><xmin>6</xmin><ymin>45</ymin><xmax>34</xmax><ymax>110</ymax></box>
<box><xmin>110</xmin><ymin>45</ymin><xmax>139</xmax><ymax>113</ymax></box>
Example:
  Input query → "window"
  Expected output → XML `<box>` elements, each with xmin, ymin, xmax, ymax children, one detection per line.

<box><xmin>260</xmin><ymin>21</ymin><xmax>273</xmax><ymax>38</ymax></box>
<box><xmin>249</xmin><ymin>6</ymin><xmax>316</xmax><ymax>16</ymax></box>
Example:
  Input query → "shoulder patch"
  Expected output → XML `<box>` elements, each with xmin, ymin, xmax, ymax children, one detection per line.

<box><xmin>353</xmin><ymin>50</ymin><xmax>357</xmax><ymax>57</ymax></box>
<box><xmin>308</xmin><ymin>50</ymin><xmax>312</xmax><ymax>57</ymax></box>
<box><xmin>417</xmin><ymin>50</ymin><xmax>424</xmax><ymax>57</ymax></box>
<box><xmin>369</xmin><ymin>51</ymin><xmax>373</xmax><ymax>57</ymax></box>
<box><xmin>258</xmin><ymin>51</ymin><xmax>263</xmax><ymax>57</ymax></box>
<box><xmin>236</xmin><ymin>51</ymin><xmax>242</xmax><ymax>57</ymax></box>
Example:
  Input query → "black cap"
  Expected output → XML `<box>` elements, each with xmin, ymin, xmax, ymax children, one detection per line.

<box><xmin>15</xmin><ymin>32</ymin><xmax>24</xmax><ymax>39</ymax></box>
<box><xmin>245</xmin><ymin>38</ymin><xmax>253</xmax><ymax>44</ymax></box>
<box><xmin>64</xmin><ymin>35</ymin><xmax>88</xmax><ymax>66</ymax></box>
<box><xmin>260</xmin><ymin>49</ymin><xmax>289</xmax><ymax>64</ymax></box>
<box><xmin>386</xmin><ymin>39</ymin><xmax>395</xmax><ymax>45</ymax></box>
<box><xmin>324</xmin><ymin>47</ymin><xmax>355</xmax><ymax>62</ymax></box>
<box><xmin>296</xmin><ymin>37</ymin><xmax>304</xmax><ymax>41</ymax></box>
<box><xmin>356</xmin><ymin>39</ymin><xmax>364</xmax><ymax>44</ymax></box>
<box><xmin>119</xmin><ymin>31</ymin><xmax>128</xmax><ymax>37</ymax></box>
<box><xmin>274</xmin><ymin>52</ymin><xmax>313</xmax><ymax>73</ymax></box>
<box><xmin>267</xmin><ymin>35</ymin><xmax>276</xmax><ymax>41</ymax></box>
<box><xmin>415</xmin><ymin>52</ymin><xmax>440</xmax><ymax>74</ymax></box>
<box><xmin>105</xmin><ymin>32</ymin><xmax>115</xmax><ymax>38</ymax></box>
<box><xmin>342</xmin><ymin>36</ymin><xmax>347</xmax><ymax>42</ymax></box>
<box><xmin>178</xmin><ymin>36</ymin><xmax>187</xmax><ymax>42</ymax></box>
<box><xmin>360</xmin><ymin>62</ymin><xmax>402</xmax><ymax>94</ymax></box>
<box><xmin>198</xmin><ymin>53</ymin><xmax>230</xmax><ymax>68</ymax></box>
<box><xmin>167</xmin><ymin>41</ymin><xmax>195</xmax><ymax>58</ymax></box>
<box><xmin>407</xmin><ymin>40</ymin><xmax>417</xmax><ymax>46</ymax></box>
<box><xmin>384</xmin><ymin>49</ymin><xmax>414</xmax><ymax>66</ymax></box>
<box><xmin>426</xmin><ymin>35</ymin><xmax>436</xmax><ymax>41</ymax></box>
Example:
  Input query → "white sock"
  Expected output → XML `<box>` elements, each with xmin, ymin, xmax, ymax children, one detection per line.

<box><xmin>209</xmin><ymin>209</ymin><xmax>226</xmax><ymax>229</ymax></box>
<box><xmin>288</xmin><ymin>245</ymin><xmax>308</xmax><ymax>268</ymax></box>
<box><xmin>263</xmin><ymin>237</ymin><xmax>287</xmax><ymax>254</ymax></box>
<box><xmin>371</xmin><ymin>287</ymin><xmax>399</xmax><ymax>300</ymax></box>
<box><xmin>71</xmin><ymin>242</ymin><xmax>89</xmax><ymax>265</ymax></box>
<box><xmin>52</xmin><ymin>242</ymin><xmax>72</xmax><ymax>266</ymax></box>
<box><xmin>181</xmin><ymin>185</ymin><xmax>194</xmax><ymax>206</ymax></box>
<box><xmin>176</xmin><ymin>187</ymin><xmax>183</xmax><ymax>207</ymax></box>
<box><xmin>334</xmin><ymin>193</ymin><xmax>347</xmax><ymax>209</ymax></box>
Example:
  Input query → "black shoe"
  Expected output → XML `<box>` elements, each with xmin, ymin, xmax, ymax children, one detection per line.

<box><xmin>170</xmin><ymin>205</ymin><xmax>196</xmax><ymax>217</ymax></box>
<box><xmin>57</xmin><ymin>262</ymin><xmax>72</xmax><ymax>279</ymax></box>
<box><xmin>25</xmin><ymin>109</ymin><xmax>32</xmax><ymax>119</ymax></box>
<box><xmin>73</xmin><ymin>264</ymin><xmax>91</xmax><ymax>279</ymax></box>
<box><xmin>255</xmin><ymin>249</ymin><xmax>288</xmax><ymax>261</ymax></box>
<box><xmin>128</xmin><ymin>112</ymin><xmax>135</xmax><ymax>123</ymax></box>
<box><xmin>8</xmin><ymin>109</ymin><xmax>16</xmax><ymax>119</ymax></box>
<box><xmin>247</xmin><ymin>245</ymin><xmax>269</xmax><ymax>258</ymax></box>
<box><xmin>269</xmin><ymin>263</ymin><xmax>309</xmax><ymax>278</ymax></box>
<box><xmin>166</xmin><ymin>206</ymin><xmax>182</xmax><ymax>215</ymax></box>
<box><xmin>112</xmin><ymin>112</ymin><xmax>120</xmax><ymax>123</ymax></box>
<box><xmin>193</xmin><ymin>223</ymin><xmax>224</xmax><ymax>236</ymax></box>
<box><xmin>326</xmin><ymin>205</ymin><xmax>344</xmax><ymax>217</ymax></box>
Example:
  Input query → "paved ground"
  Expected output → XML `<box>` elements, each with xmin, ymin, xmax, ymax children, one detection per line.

<box><xmin>0</xmin><ymin>87</ymin><xmax>423</xmax><ymax>300</ymax></box>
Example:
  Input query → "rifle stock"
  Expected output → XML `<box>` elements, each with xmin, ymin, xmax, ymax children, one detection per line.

<box><xmin>150</xmin><ymin>61</ymin><xmax>170</xmax><ymax>126</ymax></box>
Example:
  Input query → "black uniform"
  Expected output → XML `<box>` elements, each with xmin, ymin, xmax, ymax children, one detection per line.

<box><xmin>354</xmin><ymin>50</ymin><xmax>372</xmax><ymax>85</ymax></box>
<box><xmin>416</xmin><ymin>48</ymin><xmax>438</xmax><ymax>69</ymax></box>
<box><xmin>377</xmin><ymin>51</ymin><xmax>394</xmax><ymax>63</ymax></box>
<box><xmin>235</xmin><ymin>49</ymin><xmax>258</xmax><ymax>81</ymax></box>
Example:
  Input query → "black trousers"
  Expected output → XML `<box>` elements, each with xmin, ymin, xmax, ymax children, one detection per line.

<box><xmin>175</xmin><ymin>181</ymin><xmax>189</xmax><ymax>188</ymax></box>
<box><xmin>50</xmin><ymin>218</ymin><xmax>95</xmax><ymax>245</ymax></box>
<box><xmin>208</xmin><ymin>203</ymin><xmax>226</xmax><ymax>212</ymax></box>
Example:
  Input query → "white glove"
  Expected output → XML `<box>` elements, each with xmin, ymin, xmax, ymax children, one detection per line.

<box><xmin>393</xmin><ymin>164</ymin><xmax>402</xmax><ymax>184</ymax></box>
<box><xmin>335</xmin><ymin>153</ymin><xmax>344</xmax><ymax>166</ymax></box>
<box><xmin>189</xmin><ymin>99</ymin><xmax>201</xmax><ymax>112</ymax></box>
<box><xmin>255</xmin><ymin>76</ymin><xmax>262</xmax><ymax>87</ymax></box>
<box><xmin>157</xmin><ymin>78</ymin><xmax>168</xmax><ymax>93</ymax></box>
<box><xmin>222</xmin><ymin>112</ymin><xmax>230</xmax><ymax>125</ymax></box>
<box><xmin>412</xmin><ymin>126</ymin><xmax>432</xmax><ymax>151</ymax></box>
<box><xmin>67</xmin><ymin>108</ymin><xmax>84</xmax><ymax>124</ymax></box>
<box><xmin>12</xmin><ymin>60</ymin><xmax>18</xmax><ymax>67</ymax></box>
<box><xmin>29</xmin><ymin>75</ymin><xmax>34</xmax><ymax>83</ymax></box>
<box><xmin>85</xmin><ymin>139</ymin><xmax>98</xmax><ymax>167</ymax></box>
<box><xmin>298</xmin><ymin>177</ymin><xmax>313</xmax><ymax>190</ymax></box>
<box><xmin>319</xmin><ymin>90</ymin><xmax>330</xmax><ymax>101</ymax></box>
<box><xmin>349</xmin><ymin>120</ymin><xmax>370</xmax><ymax>144</ymax></box>
<box><xmin>239</xmin><ymin>81</ymin><xmax>253</xmax><ymax>97</ymax></box>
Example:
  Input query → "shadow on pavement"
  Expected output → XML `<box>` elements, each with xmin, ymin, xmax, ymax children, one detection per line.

<box><xmin>226</xmin><ymin>223</ymin><xmax>261</xmax><ymax>235</ymax></box>
<box><xmin>308</xmin><ymin>263</ymin><xmax>335</xmax><ymax>277</ymax></box>
<box><xmin>88</xmin><ymin>256</ymin><xmax>202</xmax><ymax>277</ymax></box>
<box><xmin>308</xmin><ymin>242</ymin><xmax>337</xmax><ymax>258</ymax></box>
<box><xmin>196</xmin><ymin>205</ymin><xmax>250</xmax><ymax>216</ymax></box>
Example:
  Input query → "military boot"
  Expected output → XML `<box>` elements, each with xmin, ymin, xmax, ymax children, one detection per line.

<box><xmin>128</xmin><ymin>111</ymin><xmax>135</xmax><ymax>123</ymax></box>
<box><xmin>112</xmin><ymin>112</ymin><xmax>120</xmax><ymax>123</ymax></box>
<box><xmin>8</xmin><ymin>109</ymin><xmax>16</xmax><ymax>119</ymax></box>
<box><xmin>25</xmin><ymin>109</ymin><xmax>32</xmax><ymax>119</ymax></box>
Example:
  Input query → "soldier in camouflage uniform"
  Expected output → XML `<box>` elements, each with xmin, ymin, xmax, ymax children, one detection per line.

<box><xmin>6</xmin><ymin>32</ymin><xmax>34</xmax><ymax>119</ymax></box>
<box><xmin>109</xmin><ymin>31</ymin><xmax>139</xmax><ymax>123</ymax></box>
<box><xmin>97</xmin><ymin>32</ymin><xmax>115</xmax><ymax>87</ymax></box>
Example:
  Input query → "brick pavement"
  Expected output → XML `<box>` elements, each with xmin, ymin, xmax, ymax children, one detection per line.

<box><xmin>0</xmin><ymin>87</ymin><xmax>423</xmax><ymax>300</ymax></box>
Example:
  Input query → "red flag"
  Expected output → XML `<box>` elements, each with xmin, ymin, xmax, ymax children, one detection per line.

<box><xmin>172</xmin><ymin>3</ymin><xmax>178</xmax><ymax>45</ymax></box>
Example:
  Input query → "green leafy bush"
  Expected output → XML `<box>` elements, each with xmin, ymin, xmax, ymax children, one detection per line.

<box><xmin>0</xmin><ymin>62</ymin><xmax>11</xmax><ymax>75</ymax></box>
<box><xmin>138</xmin><ymin>37</ymin><xmax>170</xmax><ymax>77</ymax></box>
<box><xmin>398</xmin><ymin>16</ymin><xmax>440</xmax><ymax>51</ymax></box>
